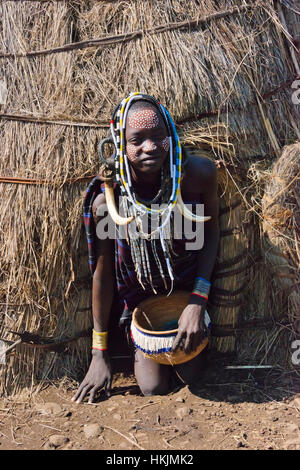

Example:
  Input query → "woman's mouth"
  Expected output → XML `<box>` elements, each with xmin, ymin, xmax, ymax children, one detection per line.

<box><xmin>141</xmin><ymin>153</ymin><xmax>163</xmax><ymax>162</ymax></box>
<box><xmin>141</xmin><ymin>157</ymin><xmax>161</xmax><ymax>166</ymax></box>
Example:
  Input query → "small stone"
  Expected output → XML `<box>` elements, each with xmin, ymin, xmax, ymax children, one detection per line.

<box><xmin>35</xmin><ymin>402</ymin><xmax>62</xmax><ymax>416</ymax></box>
<box><xmin>175</xmin><ymin>397</ymin><xmax>185</xmax><ymax>403</ymax></box>
<box><xmin>113</xmin><ymin>413</ymin><xmax>122</xmax><ymax>421</ymax></box>
<box><xmin>292</xmin><ymin>398</ymin><xmax>300</xmax><ymax>409</ymax></box>
<box><xmin>107</xmin><ymin>406</ymin><xmax>118</xmax><ymax>413</ymax></box>
<box><xmin>175</xmin><ymin>407</ymin><xmax>189</xmax><ymax>420</ymax></box>
<box><xmin>49</xmin><ymin>435</ymin><xmax>69</xmax><ymax>448</ymax></box>
<box><xmin>64</xmin><ymin>411</ymin><xmax>72</xmax><ymax>418</ymax></box>
<box><xmin>83</xmin><ymin>423</ymin><xmax>103</xmax><ymax>439</ymax></box>
<box><xmin>268</xmin><ymin>404</ymin><xmax>278</xmax><ymax>411</ymax></box>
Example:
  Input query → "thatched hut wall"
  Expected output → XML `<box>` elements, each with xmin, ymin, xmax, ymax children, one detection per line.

<box><xmin>0</xmin><ymin>0</ymin><xmax>299</xmax><ymax>395</ymax></box>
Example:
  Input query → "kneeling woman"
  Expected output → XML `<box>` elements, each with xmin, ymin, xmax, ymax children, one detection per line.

<box><xmin>72</xmin><ymin>93</ymin><xmax>220</xmax><ymax>403</ymax></box>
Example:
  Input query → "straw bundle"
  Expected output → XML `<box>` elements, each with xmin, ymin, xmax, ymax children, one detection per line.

<box><xmin>262</xmin><ymin>143</ymin><xmax>300</xmax><ymax>338</ymax></box>
<box><xmin>0</xmin><ymin>0</ymin><xmax>299</xmax><ymax>394</ymax></box>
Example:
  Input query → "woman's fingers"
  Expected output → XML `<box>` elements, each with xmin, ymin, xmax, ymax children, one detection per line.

<box><xmin>184</xmin><ymin>332</ymin><xmax>193</xmax><ymax>355</ymax></box>
<box><xmin>172</xmin><ymin>330</ymin><xmax>185</xmax><ymax>352</ymax></box>
<box><xmin>105</xmin><ymin>376</ymin><xmax>112</xmax><ymax>398</ymax></box>
<box><xmin>76</xmin><ymin>383</ymin><xmax>93</xmax><ymax>403</ymax></box>
<box><xmin>71</xmin><ymin>381</ymin><xmax>88</xmax><ymax>402</ymax></box>
<box><xmin>88</xmin><ymin>386</ymin><xmax>99</xmax><ymax>404</ymax></box>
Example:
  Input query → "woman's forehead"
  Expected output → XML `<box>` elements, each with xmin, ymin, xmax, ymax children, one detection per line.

<box><xmin>127</xmin><ymin>106</ymin><xmax>163</xmax><ymax>130</ymax></box>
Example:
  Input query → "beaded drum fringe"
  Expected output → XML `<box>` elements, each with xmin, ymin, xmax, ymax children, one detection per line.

<box><xmin>131</xmin><ymin>311</ymin><xmax>211</xmax><ymax>355</ymax></box>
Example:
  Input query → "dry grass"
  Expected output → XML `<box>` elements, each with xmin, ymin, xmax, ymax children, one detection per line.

<box><xmin>0</xmin><ymin>0</ymin><xmax>299</xmax><ymax>395</ymax></box>
<box><xmin>262</xmin><ymin>143</ymin><xmax>300</xmax><ymax>340</ymax></box>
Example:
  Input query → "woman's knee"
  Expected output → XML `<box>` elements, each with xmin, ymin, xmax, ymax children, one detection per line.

<box><xmin>134</xmin><ymin>350</ymin><xmax>171</xmax><ymax>396</ymax></box>
<box><xmin>139</xmin><ymin>380</ymin><xmax>170</xmax><ymax>397</ymax></box>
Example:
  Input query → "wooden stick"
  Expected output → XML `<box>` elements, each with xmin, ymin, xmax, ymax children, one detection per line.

<box><xmin>0</xmin><ymin>175</ymin><xmax>97</xmax><ymax>185</ymax></box>
<box><xmin>0</xmin><ymin>113</ymin><xmax>109</xmax><ymax>128</ymax></box>
<box><xmin>225</xmin><ymin>365</ymin><xmax>274</xmax><ymax>369</ymax></box>
<box><xmin>0</xmin><ymin>4</ymin><xmax>256</xmax><ymax>59</ymax></box>
<box><xmin>2</xmin><ymin>339</ymin><xmax>22</xmax><ymax>355</ymax></box>
<box><xmin>102</xmin><ymin>425</ymin><xmax>145</xmax><ymax>450</ymax></box>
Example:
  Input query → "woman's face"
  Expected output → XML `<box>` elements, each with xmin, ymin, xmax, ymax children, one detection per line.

<box><xmin>125</xmin><ymin>105</ymin><xmax>170</xmax><ymax>174</ymax></box>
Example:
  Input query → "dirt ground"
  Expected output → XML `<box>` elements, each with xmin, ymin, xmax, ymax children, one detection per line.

<box><xmin>1</xmin><ymin>351</ymin><xmax>300</xmax><ymax>451</ymax></box>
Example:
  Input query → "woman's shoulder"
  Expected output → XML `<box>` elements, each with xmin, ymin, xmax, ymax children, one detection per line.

<box><xmin>183</xmin><ymin>150</ymin><xmax>217</xmax><ymax>194</ymax></box>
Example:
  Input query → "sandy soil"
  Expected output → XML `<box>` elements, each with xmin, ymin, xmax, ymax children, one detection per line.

<box><xmin>0</xmin><ymin>352</ymin><xmax>300</xmax><ymax>451</ymax></box>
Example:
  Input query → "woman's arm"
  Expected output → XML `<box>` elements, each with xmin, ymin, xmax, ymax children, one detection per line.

<box><xmin>72</xmin><ymin>195</ymin><xmax>115</xmax><ymax>403</ymax></box>
<box><xmin>173</xmin><ymin>157</ymin><xmax>220</xmax><ymax>353</ymax></box>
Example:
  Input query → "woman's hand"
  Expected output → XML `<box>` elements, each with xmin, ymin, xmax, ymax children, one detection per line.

<box><xmin>172</xmin><ymin>304</ymin><xmax>207</xmax><ymax>354</ymax></box>
<box><xmin>71</xmin><ymin>349</ymin><xmax>112</xmax><ymax>404</ymax></box>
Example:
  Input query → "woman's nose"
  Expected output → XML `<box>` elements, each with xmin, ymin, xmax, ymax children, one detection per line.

<box><xmin>142</xmin><ymin>140</ymin><xmax>157</xmax><ymax>152</ymax></box>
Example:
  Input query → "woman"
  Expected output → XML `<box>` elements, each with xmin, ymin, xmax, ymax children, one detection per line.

<box><xmin>72</xmin><ymin>93</ymin><xmax>219</xmax><ymax>403</ymax></box>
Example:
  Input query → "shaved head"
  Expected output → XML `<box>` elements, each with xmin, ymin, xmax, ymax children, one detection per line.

<box><xmin>126</xmin><ymin>100</ymin><xmax>166</xmax><ymax>130</ymax></box>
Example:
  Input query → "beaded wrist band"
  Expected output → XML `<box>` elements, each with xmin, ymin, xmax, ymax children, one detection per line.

<box><xmin>191</xmin><ymin>276</ymin><xmax>211</xmax><ymax>301</ymax></box>
<box><xmin>92</xmin><ymin>329</ymin><xmax>108</xmax><ymax>351</ymax></box>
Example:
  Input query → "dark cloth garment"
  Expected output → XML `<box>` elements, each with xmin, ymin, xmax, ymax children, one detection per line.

<box><xmin>83</xmin><ymin>176</ymin><xmax>104</xmax><ymax>275</ymax></box>
<box><xmin>83</xmin><ymin>176</ymin><xmax>199</xmax><ymax>328</ymax></box>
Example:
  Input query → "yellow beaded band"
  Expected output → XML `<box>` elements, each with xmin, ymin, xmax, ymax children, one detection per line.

<box><xmin>92</xmin><ymin>329</ymin><xmax>108</xmax><ymax>351</ymax></box>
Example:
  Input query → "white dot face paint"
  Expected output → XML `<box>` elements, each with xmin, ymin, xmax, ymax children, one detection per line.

<box><xmin>127</xmin><ymin>142</ymin><xmax>139</xmax><ymax>159</ymax></box>
<box><xmin>128</xmin><ymin>108</ymin><xmax>160</xmax><ymax>129</ymax></box>
<box><xmin>161</xmin><ymin>136</ymin><xmax>170</xmax><ymax>152</ymax></box>
<box><xmin>142</xmin><ymin>140</ymin><xmax>157</xmax><ymax>152</ymax></box>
